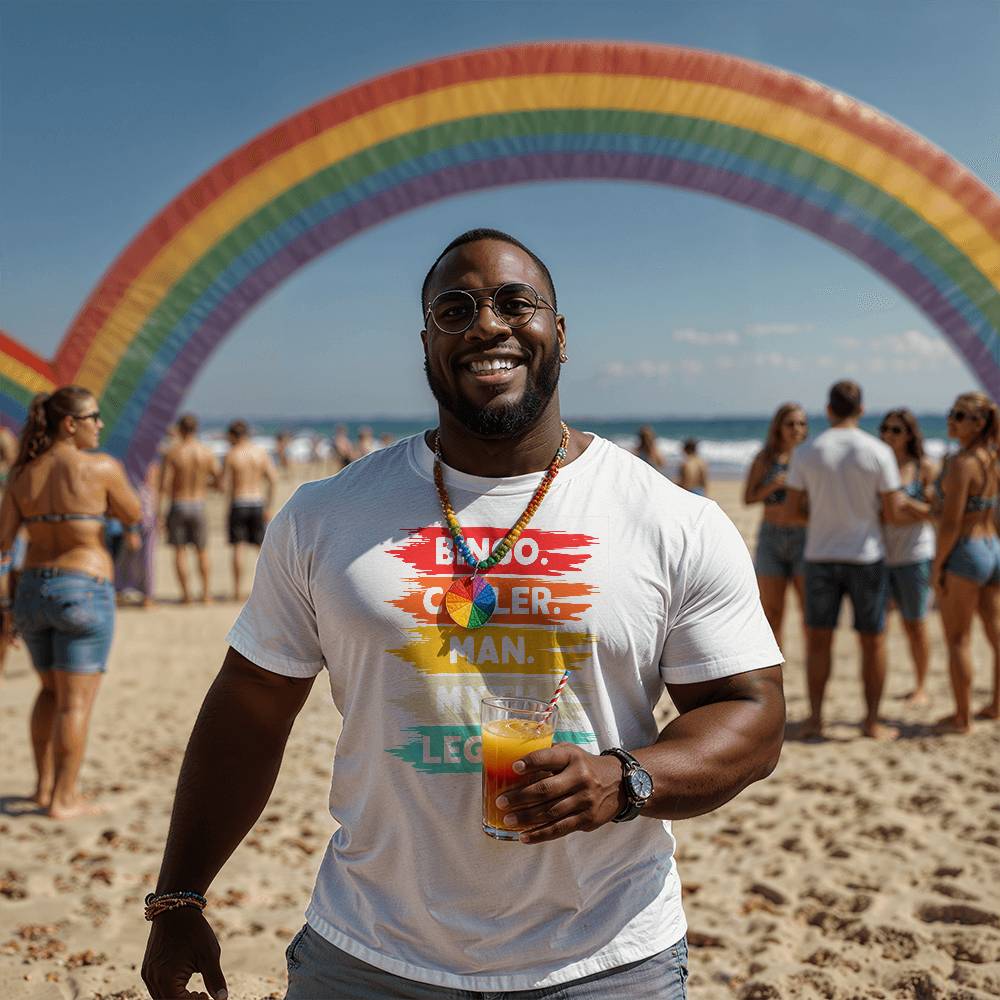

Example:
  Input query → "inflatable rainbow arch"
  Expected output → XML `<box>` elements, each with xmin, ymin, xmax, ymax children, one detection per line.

<box><xmin>2</xmin><ymin>41</ymin><xmax>999</xmax><ymax>478</ymax></box>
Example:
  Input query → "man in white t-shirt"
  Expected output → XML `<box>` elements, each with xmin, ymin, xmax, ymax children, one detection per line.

<box><xmin>785</xmin><ymin>380</ymin><xmax>903</xmax><ymax>742</ymax></box>
<box><xmin>142</xmin><ymin>229</ymin><xmax>784</xmax><ymax>1000</ymax></box>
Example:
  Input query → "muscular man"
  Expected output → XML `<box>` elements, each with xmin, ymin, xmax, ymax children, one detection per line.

<box><xmin>143</xmin><ymin>230</ymin><xmax>784</xmax><ymax>1000</ymax></box>
<box><xmin>221</xmin><ymin>420</ymin><xmax>277</xmax><ymax>602</ymax></box>
<box><xmin>158</xmin><ymin>414</ymin><xmax>219</xmax><ymax>604</ymax></box>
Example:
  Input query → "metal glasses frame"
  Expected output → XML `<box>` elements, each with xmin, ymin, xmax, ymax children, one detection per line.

<box><xmin>424</xmin><ymin>282</ymin><xmax>556</xmax><ymax>335</ymax></box>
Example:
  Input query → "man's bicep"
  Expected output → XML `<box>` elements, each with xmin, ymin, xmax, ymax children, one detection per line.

<box><xmin>667</xmin><ymin>664</ymin><xmax>784</xmax><ymax>716</ymax></box>
<box><xmin>216</xmin><ymin>647</ymin><xmax>316</xmax><ymax>727</ymax></box>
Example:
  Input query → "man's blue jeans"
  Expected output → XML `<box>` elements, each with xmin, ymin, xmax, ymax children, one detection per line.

<box><xmin>284</xmin><ymin>924</ymin><xmax>689</xmax><ymax>999</ymax></box>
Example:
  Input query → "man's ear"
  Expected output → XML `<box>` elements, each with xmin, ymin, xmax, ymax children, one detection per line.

<box><xmin>556</xmin><ymin>314</ymin><xmax>567</xmax><ymax>356</ymax></box>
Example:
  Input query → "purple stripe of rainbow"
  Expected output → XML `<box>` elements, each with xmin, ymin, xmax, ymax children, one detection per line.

<box><xmin>124</xmin><ymin>151</ymin><xmax>996</xmax><ymax>480</ymax></box>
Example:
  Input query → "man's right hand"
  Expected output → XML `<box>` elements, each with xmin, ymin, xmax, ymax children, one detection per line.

<box><xmin>141</xmin><ymin>908</ymin><xmax>228</xmax><ymax>1000</ymax></box>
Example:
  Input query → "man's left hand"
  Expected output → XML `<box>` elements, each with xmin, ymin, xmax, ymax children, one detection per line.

<box><xmin>497</xmin><ymin>744</ymin><xmax>624</xmax><ymax>844</ymax></box>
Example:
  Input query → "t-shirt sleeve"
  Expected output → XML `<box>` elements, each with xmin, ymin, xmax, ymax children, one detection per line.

<box><xmin>660</xmin><ymin>503</ymin><xmax>783</xmax><ymax>685</ymax></box>
<box><xmin>877</xmin><ymin>446</ymin><xmax>902</xmax><ymax>493</ymax></box>
<box><xmin>786</xmin><ymin>448</ymin><xmax>807</xmax><ymax>491</ymax></box>
<box><xmin>226</xmin><ymin>500</ymin><xmax>325</xmax><ymax>678</ymax></box>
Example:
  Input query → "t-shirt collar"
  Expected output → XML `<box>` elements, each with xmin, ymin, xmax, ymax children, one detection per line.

<box><xmin>408</xmin><ymin>429</ymin><xmax>603</xmax><ymax>497</ymax></box>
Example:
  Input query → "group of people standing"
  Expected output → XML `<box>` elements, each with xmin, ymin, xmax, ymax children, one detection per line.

<box><xmin>159</xmin><ymin>414</ymin><xmax>277</xmax><ymax>604</ymax></box>
<box><xmin>745</xmin><ymin>379</ymin><xmax>1000</xmax><ymax>737</ymax></box>
<box><xmin>635</xmin><ymin>426</ymin><xmax>709</xmax><ymax>495</ymax></box>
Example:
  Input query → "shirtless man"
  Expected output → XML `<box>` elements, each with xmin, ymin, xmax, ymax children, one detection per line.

<box><xmin>221</xmin><ymin>420</ymin><xmax>277</xmax><ymax>601</ymax></box>
<box><xmin>677</xmin><ymin>438</ymin><xmax>709</xmax><ymax>496</ymax></box>
<box><xmin>159</xmin><ymin>414</ymin><xmax>219</xmax><ymax>604</ymax></box>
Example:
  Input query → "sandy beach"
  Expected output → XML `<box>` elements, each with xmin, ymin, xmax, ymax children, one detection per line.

<box><xmin>1</xmin><ymin>467</ymin><xmax>998</xmax><ymax>1000</ymax></box>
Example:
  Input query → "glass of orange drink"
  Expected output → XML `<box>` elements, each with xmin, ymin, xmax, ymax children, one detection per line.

<box><xmin>481</xmin><ymin>696</ymin><xmax>557</xmax><ymax>841</ymax></box>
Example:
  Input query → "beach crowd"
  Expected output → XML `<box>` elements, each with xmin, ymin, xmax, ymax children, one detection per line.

<box><xmin>639</xmin><ymin>379</ymin><xmax>1000</xmax><ymax>741</ymax></box>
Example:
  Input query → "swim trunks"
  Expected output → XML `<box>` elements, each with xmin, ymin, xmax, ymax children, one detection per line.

<box><xmin>167</xmin><ymin>501</ymin><xmax>207</xmax><ymax>549</ymax></box>
<box><xmin>228</xmin><ymin>500</ymin><xmax>266</xmax><ymax>546</ymax></box>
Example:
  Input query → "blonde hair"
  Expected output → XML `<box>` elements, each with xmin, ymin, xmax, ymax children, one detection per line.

<box><xmin>954</xmin><ymin>391</ymin><xmax>1000</xmax><ymax>451</ymax></box>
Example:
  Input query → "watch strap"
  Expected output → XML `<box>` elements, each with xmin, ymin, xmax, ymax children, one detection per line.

<box><xmin>600</xmin><ymin>747</ymin><xmax>649</xmax><ymax>822</ymax></box>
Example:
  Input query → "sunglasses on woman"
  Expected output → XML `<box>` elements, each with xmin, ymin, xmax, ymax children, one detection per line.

<box><xmin>947</xmin><ymin>408</ymin><xmax>975</xmax><ymax>423</ymax></box>
<box><xmin>880</xmin><ymin>424</ymin><xmax>906</xmax><ymax>435</ymax></box>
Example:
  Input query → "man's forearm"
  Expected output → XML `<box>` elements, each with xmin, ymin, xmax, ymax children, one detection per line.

<box><xmin>156</xmin><ymin>664</ymin><xmax>308</xmax><ymax>894</ymax></box>
<box><xmin>633</xmin><ymin>683</ymin><xmax>784</xmax><ymax>821</ymax></box>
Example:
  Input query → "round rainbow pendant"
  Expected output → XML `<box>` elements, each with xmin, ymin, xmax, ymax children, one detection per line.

<box><xmin>444</xmin><ymin>575</ymin><xmax>497</xmax><ymax>629</ymax></box>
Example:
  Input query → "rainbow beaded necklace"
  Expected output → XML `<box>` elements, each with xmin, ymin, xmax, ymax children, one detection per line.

<box><xmin>433</xmin><ymin>423</ymin><xmax>570</xmax><ymax>629</ymax></box>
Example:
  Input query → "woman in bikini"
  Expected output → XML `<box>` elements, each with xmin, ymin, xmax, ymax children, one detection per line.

<box><xmin>878</xmin><ymin>409</ymin><xmax>936</xmax><ymax>705</ymax></box>
<box><xmin>0</xmin><ymin>387</ymin><xmax>141</xmax><ymax>817</ymax></box>
<box><xmin>933</xmin><ymin>392</ymin><xmax>1000</xmax><ymax>732</ymax></box>
<box><xmin>743</xmin><ymin>403</ymin><xmax>809</xmax><ymax>648</ymax></box>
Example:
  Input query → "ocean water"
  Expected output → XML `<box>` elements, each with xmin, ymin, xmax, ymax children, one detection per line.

<box><xmin>201</xmin><ymin>414</ymin><xmax>955</xmax><ymax>478</ymax></box>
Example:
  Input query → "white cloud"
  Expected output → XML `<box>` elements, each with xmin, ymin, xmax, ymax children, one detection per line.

<box><xmin>601</xmin><ymin>359</ymin><xmax>673</xmax><ymax>380</ymax></box>
<box><xmin>673</xmin><ymin>327</ymin><xmax>741</xmax><ymax>346</ymax></box>
<box><xmin>834</xmin><ymin>336</ymin><xmax>864</xmax><ymax>350</ymax></box>
<box><xmin>714</xmin><ymin>351</ymin><xmax>802</xmax><ymax>371</ymax></box>
<box><xmin>872</xmin><ymin>328</ymin><xmax>955</xmax><ymax>360</ymax></box>
<box><xmin>744</xmin><ymin>322</ymin><xmax>815</xmax><ymax>336</ymax></box>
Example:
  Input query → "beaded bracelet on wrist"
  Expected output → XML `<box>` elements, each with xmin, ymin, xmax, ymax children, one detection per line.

<box><xmin>144</xmin><ymin>890</ymin><xmax>208</xmax><ymax>921</ymax></box>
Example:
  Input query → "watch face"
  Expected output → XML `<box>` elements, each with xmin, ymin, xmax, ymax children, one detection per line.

<box><xmin>628</xmin><ymin>768</ymin><xmax>653</xmax><ymax>800</ymax></box>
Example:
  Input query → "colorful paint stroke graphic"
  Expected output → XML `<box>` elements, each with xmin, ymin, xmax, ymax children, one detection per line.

<box><xmin>385</xmin><ymin>524</ymin><xmax>600</xmax><ymax>774</ymax></box>
<box><xmin>3</xmin><ymin>42</ymin><xmax>1000</xmax><ymax>477</ymax></box>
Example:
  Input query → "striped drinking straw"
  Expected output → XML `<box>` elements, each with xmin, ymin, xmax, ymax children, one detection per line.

<box><xmin>543</xmin><ymin>669</ymin><xmax>570</xmax><ymax>723</ymax></box>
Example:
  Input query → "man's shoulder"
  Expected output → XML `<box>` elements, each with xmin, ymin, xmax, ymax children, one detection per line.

<box><xmin>597</xmin><ymin>437</ymin><xmax>712</xmax><ymax>520</ymax></box>
<box><xmin>283</xmin><ymin>436</ymin><xmax>418</xmax><ymax>518</ymax></box>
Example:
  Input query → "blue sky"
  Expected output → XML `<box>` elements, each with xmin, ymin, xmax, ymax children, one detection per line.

<box><xmin>2</xmin><ymin>0</ymin><xmax>999</xmax><ymax>419</ymax></box>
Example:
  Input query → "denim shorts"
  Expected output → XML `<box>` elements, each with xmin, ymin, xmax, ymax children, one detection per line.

<box><xmin>804</xmin><ymin>560</ymin><xmax>889</xmax><ymax>634</ymax></box>
<box><xmin>887</xmin><ymin>560</ymin><xmax>932</xmax><ymax>621</ymax></box>
<box><xmin>944</xmin><ymin>535</ymin><xmax>1000</xmax><ymax>586</ymax></box>
<box><xmin>284</xmin><ymin>924</ymin><xmax>688</xmax><ymax>999</ymax></box>
<box><xmin>13</xmin><ymin>568</ymin><xmax>115</xmax><ymax>674</ymax></box>
<box><xmin>755</xmin><ymin>522</ymin><xmax>806</xmax><ymax>579</ymax></box>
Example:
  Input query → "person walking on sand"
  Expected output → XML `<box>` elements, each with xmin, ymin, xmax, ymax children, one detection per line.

<box><xmin>0</xmin><ymin>387</ymin><xmax>141</xmax><ymax>818</ymax></box>
<box><xmin>784</xmin><ymin>380</ymin><xmax>905</xmax><ymax>741</ymax></box>
<box><xmin>878</xmin><ymin>409</ymin><xmax>936</xmax><ymax>706</ymax></box>
<box><xmin>221</xmin><ymin>420</ymin><xmax>277</xmax><ymax>602</ymax></box>
<box><xmin>676</xmin><ymin>438</ymin><xmax>708</xmax><ymax>496</ymax></box>
<box><xmin>142</xmin><ymin>229</ymin><xmax>784</xmax><ymax>1000</ymax></box>
<box><xmin>744</xmin><ymin>403</ymin><xmax>809</xmax><ymax>649</ymax></box>
<box><xmin>158</xmin><ymin>414</ymin><xmax>219</xmax><ymax>604</ymax></box>
<box><xmin>933</xmin><ymin>392</ymin><xmax>1000</xmax><ymax>732</ymax></box>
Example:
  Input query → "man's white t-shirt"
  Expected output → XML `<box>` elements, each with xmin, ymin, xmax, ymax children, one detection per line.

<box><xmin>786</xmin><ymin>426</ymin><xmax>901</xmax><ymax>564</ymax></box>
<box><xmin>227</xmin><ymin>433</ymin><xmax>782</xmax><ymax>991</ymax></box>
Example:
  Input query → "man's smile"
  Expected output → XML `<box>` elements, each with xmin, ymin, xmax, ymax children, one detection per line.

<box><xmin>457</xmin><ymin>351</ymin><xmax>528</xmax><ymax>387</ymax></box>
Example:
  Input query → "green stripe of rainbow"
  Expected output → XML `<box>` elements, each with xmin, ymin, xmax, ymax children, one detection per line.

<box><xmin>0</xmin><ymin>42</ymin><xmax>997</xmax><ymax>476</ymax></box>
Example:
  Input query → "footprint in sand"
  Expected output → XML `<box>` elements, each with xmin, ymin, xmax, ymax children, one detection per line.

<box><xmin>934</xmin><ymin>927</ymin><xmax>1000</xmax><ymax>963</ymax></box>
<box><xmin>918</xmin><ymin>902</ymin><xmax>1000</xmax><ymax>927</ymax></box>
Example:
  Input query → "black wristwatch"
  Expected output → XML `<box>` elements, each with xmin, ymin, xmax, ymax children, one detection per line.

<box><xmin>600</xmin><ymin>747</ymin><xmax>654</xmax><ymax>822</ymax></box>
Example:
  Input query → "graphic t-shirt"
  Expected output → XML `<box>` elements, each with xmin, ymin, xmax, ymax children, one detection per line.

<box><xmin>786</xmin><ymin>427</ymin><xmax>901</xmax><ymax>564</ymax></box>
<box><xmin>227</xmin><ymin>432</ymin><xmax>782</xmax><ymax>990</ymax></box>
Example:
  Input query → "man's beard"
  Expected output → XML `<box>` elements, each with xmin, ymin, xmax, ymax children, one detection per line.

<box><xmin>424</xmin><ymin>348</ymin><xmax>560</xmax><ymax>438</ymax></box>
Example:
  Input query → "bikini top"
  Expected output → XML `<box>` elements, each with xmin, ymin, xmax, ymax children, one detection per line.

<box><xmin>903</xmin><ymin>477</ymin><xmax>926</xmax><ymax>502</ymax></box>
<box><xmin>934</xmin><ymin>454</ymin><xmax>999</xmax><ymax>513</ymax></box>
<box><xmin>761</xmin><ymin>460</ymin><xmax>788</xmax><ymax>506</ymax></box>
<box><xmin>22</xmin><ymin>512</ymin><xmax>107</xmax><ymax>525</ymax></box>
